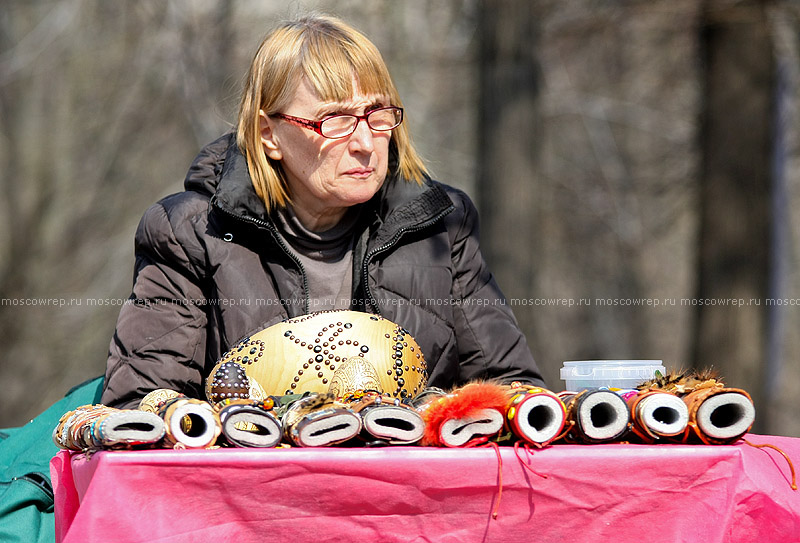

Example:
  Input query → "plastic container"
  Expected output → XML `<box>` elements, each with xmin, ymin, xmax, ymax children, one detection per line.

<box><xmin>560</xmin><ymin>360</ymin><xmax>666</xmax><ymax>391</ymax></box>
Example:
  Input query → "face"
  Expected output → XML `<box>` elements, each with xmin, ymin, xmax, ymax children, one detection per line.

<box><xmin>260</xmin><ymin>77</ymin><xmax>392</xmax><ymax>230</ymax></box>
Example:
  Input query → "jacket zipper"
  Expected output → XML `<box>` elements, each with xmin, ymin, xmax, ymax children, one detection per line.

<box><xmin>361</xmin><ymin>205</ymin><xmax>454</xmax><ymax>314</ymax></box>
<box><xmin>211</xmin><ymin>198</ymin><xmax>310</xmax><ymax>314</ymax></box>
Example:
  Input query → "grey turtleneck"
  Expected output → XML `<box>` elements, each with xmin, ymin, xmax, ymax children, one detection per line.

<box><xmin>274</xmin><ymin>205</ymin><xmax>361</xmax><ymax>311</ymax></box>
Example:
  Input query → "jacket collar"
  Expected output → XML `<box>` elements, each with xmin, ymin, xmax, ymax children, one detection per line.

<box><xmin>366</xmin><ymin>174</ymin><xmax>454</xmax><ymax>249</ymax></box>
<box><xmin>190</xmin><ymin>133</ymin><xmax>453</xmax><ymax>235</ymax></box>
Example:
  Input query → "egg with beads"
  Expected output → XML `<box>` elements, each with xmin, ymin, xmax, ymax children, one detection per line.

<box><xmin>204</xmin><ymin>310</ymin><xmax>427</xmax><ymax>401</ymax></box>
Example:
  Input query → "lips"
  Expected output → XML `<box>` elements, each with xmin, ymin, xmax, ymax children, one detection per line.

<box><xmin>343</xmin><ymin>167</ymin><xmax>374</xmax><ymax>178</ymax></box>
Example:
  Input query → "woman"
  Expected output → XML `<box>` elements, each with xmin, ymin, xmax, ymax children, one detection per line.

<box><xmin>101</xmin><ymin>14</ymin><xmax>544</xmax><ymax>409</ymax></box>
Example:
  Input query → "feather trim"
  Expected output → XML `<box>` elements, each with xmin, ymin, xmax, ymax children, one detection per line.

<box><xmin>418</xmin><ymin>381</ymin><xmax>509</xmax><ymax>447</ymax></box>
<box><xmin>637</xmin><ymin>367</ymin><xmax>723</xmax><ymax>395</ymax></box>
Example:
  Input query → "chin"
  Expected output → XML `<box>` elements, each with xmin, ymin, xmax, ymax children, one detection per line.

<box><xmin>340</xmin><ymin>192</ymin><xmax>377</xmax><ymax>208</ymax></box>
<box><xmin>339</xmin><ymin>179</ymin><xmax>384</xmax><ymax>205</ymax></box>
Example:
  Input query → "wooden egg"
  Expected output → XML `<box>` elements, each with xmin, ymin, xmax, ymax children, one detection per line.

<box><xmin>205</xmin><ymin>310</ymin><xmax>427</xmax><ymax>400</ymax></box>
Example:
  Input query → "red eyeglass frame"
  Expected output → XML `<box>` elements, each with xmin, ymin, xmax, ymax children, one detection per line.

<box><xmin>270</xmin><ymin>106</ymin><xmax>403</xmax><ymax>139</ymax></box>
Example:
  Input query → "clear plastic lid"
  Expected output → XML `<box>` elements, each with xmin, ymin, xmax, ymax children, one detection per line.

<box><xmin>560</xmin><ymin>360</ymin><xmax>665</xmax><ymax>381</ymax></box>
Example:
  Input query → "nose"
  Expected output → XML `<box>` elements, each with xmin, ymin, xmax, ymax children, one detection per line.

<box><xmin>348</xmin><ymin>118</ymin><xmax>375</xmax><ymax>153</ymax></box>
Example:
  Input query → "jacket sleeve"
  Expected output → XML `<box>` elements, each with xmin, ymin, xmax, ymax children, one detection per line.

<box><xmin>447</xmin><ymin>189</ymin><xmax>546</xmax><ymax>387</ymax></box>
<box><xmin>101</xmin><ymin>202</ymin><xmax>209</xmax><ymax>409</ymax></box>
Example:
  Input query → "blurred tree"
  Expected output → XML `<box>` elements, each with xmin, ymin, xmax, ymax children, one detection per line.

<box><xmin>3</xmin><ymin>0</ymin><xmax>800</xmax><ymax>437</ymax></box>
<box><xmin>694</xmin><ymin>0</ymin><xmax>774</xmax><ymax>426</ymax></box>
<box><xmin>478</xmin><ymin>0</ymin><xmax>702</xmax><ymax>393</ymax></box>
<box><xmin>0</xmin><ymin>0</ymin><xmax>239</xmax><ymax>425</ymax></box>
<box><xmin>476</xmin><ymin>0</ymin><xmax>542</xmax><ymax>346</ymax></box>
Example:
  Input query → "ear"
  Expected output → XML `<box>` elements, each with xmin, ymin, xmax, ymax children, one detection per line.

<box><xmin>259</xmin><ymin>110</ymin><xmax>283</xmax><ymax>160</ymax></box>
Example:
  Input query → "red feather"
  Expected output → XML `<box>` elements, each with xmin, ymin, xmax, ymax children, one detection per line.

<box><xmin>419</xmin><ymin>382</ymin><xmax>509</xmax><ymax>446</ymax></box>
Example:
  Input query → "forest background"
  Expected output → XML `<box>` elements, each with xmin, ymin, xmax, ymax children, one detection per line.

<box><xmin>3</xmin><ymin>0</ymin><xmax>800</xmax><ymax>437</ymax></box>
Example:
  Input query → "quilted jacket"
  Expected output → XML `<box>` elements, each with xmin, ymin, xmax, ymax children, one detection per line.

<box><xmin>101</xmin><ymin>133</ymin><xmax>544</xmax><ymax>408</ymax></box>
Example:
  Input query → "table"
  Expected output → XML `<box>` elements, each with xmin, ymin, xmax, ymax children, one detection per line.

<box><xmin>50</xmin><ymin>434</ymin><xmax>800</xmax><ymax>543</ymax></box>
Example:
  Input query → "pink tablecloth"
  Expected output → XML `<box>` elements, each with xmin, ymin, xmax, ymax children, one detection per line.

<box><xmin>50</xmin><ymin>434</ymin><xmax>800</xmax><ymax>543</ymax></box>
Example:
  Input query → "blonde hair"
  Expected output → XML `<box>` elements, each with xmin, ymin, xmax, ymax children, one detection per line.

<box><xmin>236</xmin><ymin>15</ymin><xmax>428</xmax><ymax>211</ymax></box>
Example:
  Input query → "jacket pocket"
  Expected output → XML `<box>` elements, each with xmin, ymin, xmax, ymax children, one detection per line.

<box><xmin>0</xmin><ymin>473</ymin><xmax>56</xmax><ymax>543</ymax></box>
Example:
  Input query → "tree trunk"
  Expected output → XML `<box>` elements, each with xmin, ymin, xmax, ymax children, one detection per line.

<box><xmin>476</xmin><ymin>0</ymin><xmax>543</xmax><ymax>367</ymax></box>
<box><xmin>694</xmin><ymin>1</ymin><xmax>773</xmax><ymax>430</ymax></box>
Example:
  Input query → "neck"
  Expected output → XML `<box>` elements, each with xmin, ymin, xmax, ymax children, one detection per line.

<box><xmin>289</xmin><ymin>203</ymin><xmax>349</xmax><ymax>232</ymax></box>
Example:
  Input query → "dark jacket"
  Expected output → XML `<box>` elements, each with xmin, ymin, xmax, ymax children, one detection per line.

<box><xmin>101</xmin><ymin>134</ymin><xmax>544</xmax><ymax>408</ymax></box>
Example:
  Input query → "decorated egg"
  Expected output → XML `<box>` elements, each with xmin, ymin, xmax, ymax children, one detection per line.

<box><xmin>205</xmin><ymin>310</ymin><xmax>427</xmax><ymax>401</ymax></box>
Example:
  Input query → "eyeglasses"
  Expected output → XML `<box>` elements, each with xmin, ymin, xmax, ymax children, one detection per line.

<box><xmin>270</xmin><ymin>106</ymin><xmax>403</xmax><ymax>139</ymax></box>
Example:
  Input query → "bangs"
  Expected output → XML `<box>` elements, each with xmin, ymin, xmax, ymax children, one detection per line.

<box><xmin>298</xmin><ymin>23</ymin><xmax>398</xmax><ymax>103</ymax></box>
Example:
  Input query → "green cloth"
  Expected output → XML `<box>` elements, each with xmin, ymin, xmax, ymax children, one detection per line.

<box><xmin>0</xmin><ymin>376</ymin><xmax>104</xmax><ymax>543</ymax></box>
